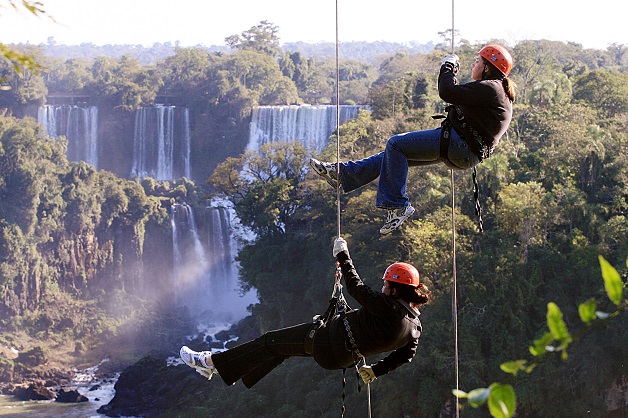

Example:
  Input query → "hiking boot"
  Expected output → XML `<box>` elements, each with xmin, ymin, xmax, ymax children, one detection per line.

<box><xmin>180</xmin><ymin>346</ymin><xmax>217</xmax><ymax>380</ymax></box>
<box><xmin>379</xmin><ymin>205</ymin><xmax>415</xmax><ymax>235</ymax></box>
<box><xmin>310</xmin><ymin>158</ymin><xmax>340</xmax><ymax>189</ymax></box>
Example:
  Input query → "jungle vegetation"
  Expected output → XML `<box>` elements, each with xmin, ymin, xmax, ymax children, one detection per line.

<box><xmin>0</xmin><ymin>18</ymin><xmax>627</xmax><ymax>416</ymax></box>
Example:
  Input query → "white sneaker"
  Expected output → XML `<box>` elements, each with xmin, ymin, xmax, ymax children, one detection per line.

<box><xmin>380</xmin><ymin>205</ymin><xmax>415</xmax><ymax>235</ymax></box>
<box><xmin>310</xmin><ymin>158</ymin><xmax>340</xmax><ymax>189</ymax></box>
<box><xmin>180</xmin><ymin>346</ymin><xmax>217</xmax><ymax>380</ymax></box>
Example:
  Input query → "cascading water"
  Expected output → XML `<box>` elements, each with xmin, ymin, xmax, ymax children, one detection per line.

<box><xmin>131</xmin><ymin>105</ymin><xmax>191</xmax><ymax>181</ymax></box>
<box><xmin>171</xmin><ymin>202</ymin><xmax>256</xmax><ymax>325</ymax></box>
<box><xmin>37</xmin><ymin>105</ymin><xmax>99</xmax><ymax>168</ymax></box>
<box><xmin>247</xmin><ymin>104</ymin><xmax>367</xmax><ymax>153</ymax></box>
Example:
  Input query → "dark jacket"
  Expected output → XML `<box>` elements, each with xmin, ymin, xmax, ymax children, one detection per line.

<box><xmin>314</xmin><ymin>251</ymin><xmax>421</xmax><ymax>377</ymax></box>
<box><xmin>438</xmin><ymin>65</ymin><xmax>513</xmax><ymax>159</ymax></box>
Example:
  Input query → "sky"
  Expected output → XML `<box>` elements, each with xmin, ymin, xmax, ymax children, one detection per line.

<box><xmin>0</xmin><ymin>0</ymin><xmax>626</xmax><ymax>51</ymax></box>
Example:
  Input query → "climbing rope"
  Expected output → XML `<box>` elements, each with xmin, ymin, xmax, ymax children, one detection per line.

<box><xmin>451</xmin><ymin>171</ymin><xmax>460</xmax><ymax>418</ymax></box>
<box><xmin>450</xmin><ymin>0</ymin><xmax>461</xmax><ymax>416</ymax></box>
<box><xmin>335</xmin><ymin>0</ymin><xmax>342</xmax><ymax>239</ymax></box>
<box><xmin>334</xmin><ymin>1</ymin><xmax>371</xmax><ymax>417</ymax></box>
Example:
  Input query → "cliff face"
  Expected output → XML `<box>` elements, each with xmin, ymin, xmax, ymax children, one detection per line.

<box><xmin>0</xmin><ymin>114</ymin><xmax>190</xmax><ymax>318</ymax></box>
<box><xmin>1</xmin><ymin>210</ymin><xmax>175</xmax><ymax>318</ymax></box>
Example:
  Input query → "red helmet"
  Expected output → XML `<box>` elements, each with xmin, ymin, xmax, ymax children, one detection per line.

<box><xmin>479</xmin><ymin>44</ymin><xmax>513</xmax><ymax>76</ymax></box>
<box><xmin>382</xmin><ymin>262</ymin><xmax>420</xmax><ymax>287</ymax></box>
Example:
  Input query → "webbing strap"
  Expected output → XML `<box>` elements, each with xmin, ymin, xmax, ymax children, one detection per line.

<box><xmin>341</xmin><ymin>310</ymin><xmax>364</xmax><ymax>362</ymax></box>
<box><xmin>439</xmin><ymin>120</ymin><xmax>452</xmax><ymax>162</ymax></box>
<box><xmin>472</xmin><ymin>167</ymin><xmax>484</xmax><ymax>232</ymax></box>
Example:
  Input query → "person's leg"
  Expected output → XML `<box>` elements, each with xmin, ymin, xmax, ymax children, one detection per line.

<box><xmin>339</xmin><ymin>152</ymin><xmax>384</xmax><ymax>193</ymax></box>
<box><xmin>310</xmin><ymin>152</ymin><xmax>384</xmax><ymax>193</ymax></box>
<box><xmin>211</xmin><ymin>323</ymin><xmax>312</xmax><ymax>386</ymax></box>
<box><xmin>376</xmin><ymin>129</ymin><xmax>441</xmax><ymax>208</ymax></box>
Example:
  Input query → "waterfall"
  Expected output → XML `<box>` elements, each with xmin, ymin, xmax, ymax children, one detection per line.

<box><xmin>247</xmin><ymin>104</ymin><xmax>367</xmax><ymax>153</ymax></box>
<box><xmin>131</xmin><ymin>105</ymin><xmax>191</xmax><ymax>181</ymax></box>
<box><xmin>37</xmin><ymin>105</ymin><xmax>99</xmax><ymax>169</ymax></box>
<box><xmin>171</xmin><ymin>202</ymin><xmax>256</xmax><ymax>324</ymax></box>
<box><xmin>181</xmin><ymin>107</ymin><xmax>191</xmax><ymax>179</ymax></box>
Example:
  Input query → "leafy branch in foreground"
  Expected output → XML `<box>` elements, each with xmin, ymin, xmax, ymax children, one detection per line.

<box><xmin>453</xmin><ymin>255</ymin><xmax>626</xmax><ymax>418</ymax></box>
<box><xmin>0</xmin><ymin>44</ymin><xmax>41</xmax><ymax>74</ymax></box>
<box><xmin>0</xmin><ymin>0</ymin><xmax>51</xmax><ymax>75</ymax></box>
<box><xmin>4</xmin><ymin>0</ymin><xmax>45</xmax><ymax>15</ymax></box>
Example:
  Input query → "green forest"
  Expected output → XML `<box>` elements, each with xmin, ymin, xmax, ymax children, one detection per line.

<box><xmin>0</xmin><ymin>19</ymin><xmax>627</xmax><ymax>418</ymax></box>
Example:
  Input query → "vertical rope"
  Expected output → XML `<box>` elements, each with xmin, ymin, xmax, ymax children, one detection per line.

<box><xmin>335</xmin><ymin>3</ymin><xmax>370</xmax><ymax>417</ymax></box>
<box><xmin>451</xmin><ymin>0</ymin><xmax>455</xmax><ymax>54</ymax></box>
<box><xmin>450</xmin><ymin>1</ymin><xmax>460</xmax><ymax>416</ymax></box>
<box><xmin>451</xmin><ymin>171</ymin><xmax>460</xmax><ymax>418</ymax></box>
<box><xmin>335</xmin><ymin>0</ymin><xmax>341</xmax><ymax>240</ymax></box>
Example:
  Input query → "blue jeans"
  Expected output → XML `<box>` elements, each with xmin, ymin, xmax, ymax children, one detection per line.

<box><xmin>338</xmin><ymin>127</ymin><xmax>480</xmax><ymax>208</ymax></box>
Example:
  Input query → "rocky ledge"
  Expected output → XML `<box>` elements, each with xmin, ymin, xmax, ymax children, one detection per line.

<box><xmin>7</xmin><ymin>382</ymin><xmax>88</xmax><ymax>403</ymax></box>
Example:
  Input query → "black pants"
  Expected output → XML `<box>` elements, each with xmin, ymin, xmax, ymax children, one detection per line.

<box><xmin>212</xmin><ymin>322</ymin><xmax>349</xmax><ymax>388</ymax></box>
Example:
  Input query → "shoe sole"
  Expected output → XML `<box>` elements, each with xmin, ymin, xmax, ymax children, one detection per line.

<box><xmin>380</xmin><ymin>206</ymin><xmax>415</xmax><ymax>235</ymax></box>
<box><xmin>309</xmin><ymin>159</ymin><xmax>338</xmax><ymax>189</ymax></box>
<box><xmin>180</xmin><ymin>346</ymin><xmax>195</xmax><ymax>367</ymax></box>
<box><xmin>181</xmin><ymin>346</ymin><xmax>216</xmax><ymax>380</ymax></box>
<box><xmin>180</xmin><ymin>346</ymin><xmax>209</xmax><ymax>369</ymax></box>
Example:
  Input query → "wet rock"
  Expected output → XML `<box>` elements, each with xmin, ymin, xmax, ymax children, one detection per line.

<box><xmin>13</xmin><ymin>382</ymin><xmax>55</xmax><ymax>401</ymax></box>
<box><xmin>56</xmin><ymin>388</ymin><xmax>88</xmax><ymax>403</ymax></box>
<box><xmin>97</xmin><ymin>355</ymin><xmax>211</xmax><ymax>417</ymax></box>
<box><xmin>214</xmin><ymin>330</ymin><xmax>231</xmax><ymax>342</ymax></box>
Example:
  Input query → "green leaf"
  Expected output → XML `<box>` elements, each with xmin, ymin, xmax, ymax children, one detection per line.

<box><xmin>467</xmin><ymin>387</ymin><xmax>490</xmax><ymax>408</ymax></box>
<box><xmin>500</xmin><ymin>360</ymin><xmax>527</xmax><ymax>375</ymax></box>
<box><xmin>452</xmin><ymin>389</ymin><xmax>468</xmax><ymax>399</ymax></box>
<box><xmin>488</xmin><ymin>383</ymin><xmax>516</xmax><ymax>418</ymax></box>
<box><xmin>529</xmin><ymin>332</ymin><xmax>553</xmax><ymax>356</ymax></box>
<box><xmin>547</xmin><ymin>302</ymin><xmax>570</xmax><ymax>343</ymax></box>
<box><xmin>578</xmin><ymin>298</ymin><xmax>597</xmax><ymax>324</ymax></box>
<box><xmin>598</xmin><ymin>255</ymin><xmax>624</xmax><ymax>306</ymax></box>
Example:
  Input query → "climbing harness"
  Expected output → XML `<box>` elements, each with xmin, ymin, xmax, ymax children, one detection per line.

<box><xmin>432</xmin><ymin>111</ymin><xmax>485</xmax><ymax>233</ymax></box>
<box><xmin>305</xmin><ymin>261</ymin><xmax>371</xmax><ymax>418</ymax></box>
<box><xmin>448</xmin><ymin>105</ymin><xmax>494</xmax><ymax>160</ymax></box>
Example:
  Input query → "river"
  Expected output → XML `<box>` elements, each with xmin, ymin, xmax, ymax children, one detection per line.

<box><xmin>0</xmin><ymin>360</ymin><xmax>122</xmax><ymax>418</ymax></box>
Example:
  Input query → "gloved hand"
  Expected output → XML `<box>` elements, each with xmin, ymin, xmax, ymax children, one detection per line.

<box><xmin>358</xmin><ymin>365</ymin><xmax>376</xmax><ymax>384</ymax></box>
<box><xmin>333</xmin><ymin>237</ymin><xmax>348</xmax><ymax>257</ymax></box>
<box><xmin>442</xmin><ymin>54</ymin><xmax>460</xmax><ymax>73</ymax></box>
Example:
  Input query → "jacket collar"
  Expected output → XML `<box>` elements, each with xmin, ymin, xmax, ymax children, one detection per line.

<box><xmin>397</xmin><ymin>299</ymin><xmax>420</xmax><ymax>318</ymax></box>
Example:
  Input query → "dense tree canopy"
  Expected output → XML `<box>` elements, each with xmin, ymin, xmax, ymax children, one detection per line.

<box><xmin>0</xmin><ymin>33</ymin><xmax>626</xmax><ymax>417</ymax></box>
<box><xmin>200</xmin><ymin>39</ymin><xmax>627</xmax><ymax>417</ymax></box>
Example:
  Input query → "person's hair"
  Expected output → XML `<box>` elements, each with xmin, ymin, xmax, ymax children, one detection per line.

<box><xmin>389</xmin><ymin>281</ymin><xmax>430</xmax><ymax>305</ymax></box>
<box><xmin>481</xmin><ymin>57</ymin><xmax>517</xmax><ymax>103</ymax></box>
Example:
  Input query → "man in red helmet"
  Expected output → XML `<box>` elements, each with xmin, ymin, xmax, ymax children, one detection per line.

<box><xmin>180</xmin><ymin>237</ymin><xmax>430</xmax><ymax>387</ymax></box>
<box><xmin>311</xmin><ymin>44</ymin><xmax>517</xmax><ymax>235</ymax></box>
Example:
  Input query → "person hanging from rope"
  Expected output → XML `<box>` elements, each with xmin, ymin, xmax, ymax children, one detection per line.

<box><xmin>180</xmin><ymin>237</ymin><xmax>430</xmax><ymax>387</ymax></box>
<box><xmin>311</xmin><ymin>44</ymin><xmax>517</xmax><ymax>234</ymax></box>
